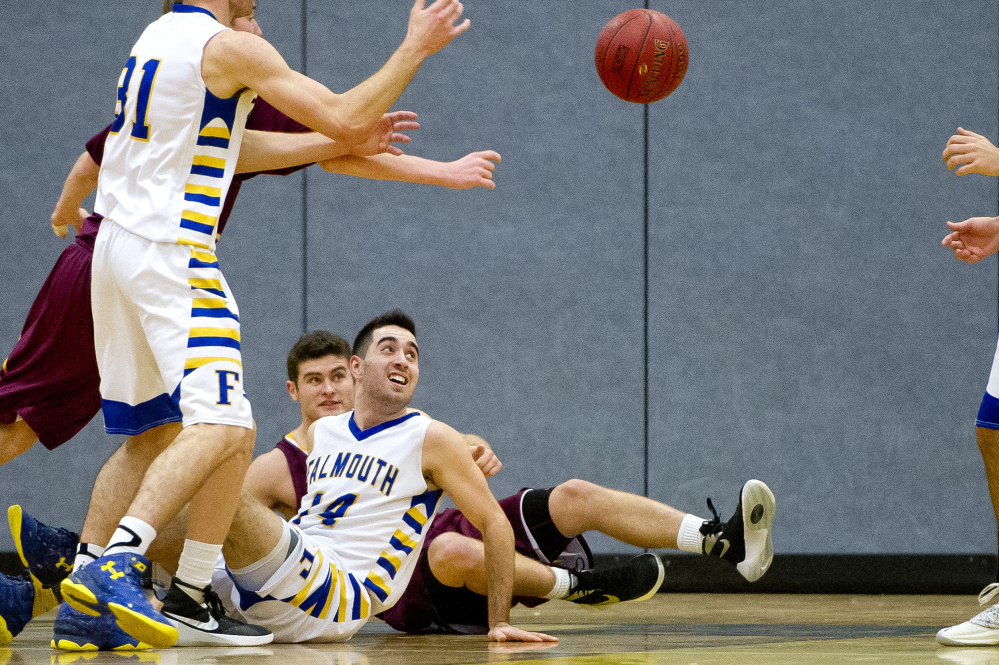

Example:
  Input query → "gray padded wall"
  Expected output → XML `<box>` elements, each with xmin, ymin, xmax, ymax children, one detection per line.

<box><xmin>0</xmin><ymin>1</ymin><xmax>997</xmax><ymax>557</ymax></box>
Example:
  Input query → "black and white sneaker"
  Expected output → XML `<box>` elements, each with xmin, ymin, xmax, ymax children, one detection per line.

<box><xmin>563</xmin><ymin>553</ymin><xmax>665</xmax><ymax>609</ymax></box>
<box><xmin>161</xmin><ymin>578</ymin><xmax>272</xmax><ymax>647</ymax></box>
<box><xmin>700</xmin><ymin>479</ymin><xmax>776</xmax><ymax>582</ymax></box>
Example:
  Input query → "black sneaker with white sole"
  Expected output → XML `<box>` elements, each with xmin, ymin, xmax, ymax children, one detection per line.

<box><xmin>700</xmin><ymin>479</ymin><xmax>776</xmax><ymax>583</ymax></box>
<box><xmin>160</xmin><ymin>578</ymin><xmax>273</xmax><ymax>647</ymax></box>
<box><xmin>563</xmin><ymin>553</ymin><xmax>665</xmax><ymax>609</ymax></box>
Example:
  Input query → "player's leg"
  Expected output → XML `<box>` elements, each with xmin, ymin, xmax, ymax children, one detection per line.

<box><xmin>936</xmin><ymin>383</ymin><xmax>999</xmax><ymax>647</ymax></box>
<box><xmin>220</xmin><ymin>498</ymin><xmax>367</xmax><ymax>643</ymax></box>
<box><xmin>547</xmin><ymin>479</ymin><xmax>687</xmax><ymax>548</ymax></box>
<box><xmin>427</xmin><ymin>532</ymin><xmax>562</xmax><ymax>598</ymax></box>
<box><xmin>0</xmin><ymin>419</ymin><xmax>38</xmax><ymax>466</ymax></box>
<box><xmin>75</xmin><ymin>424</ymin><xmax>181</xmax><ymax>569</ymax></box>
<box><xmin>547</xmin><ymin>479</ymin><xmax>775</xmax><ymax>583</ymax></box>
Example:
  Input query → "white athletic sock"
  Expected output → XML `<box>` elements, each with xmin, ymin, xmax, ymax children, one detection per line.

<box><xmin>677</xmin><ymin>513</ymin><xmax>707</xmax><ymax>554</ymax></box>
<box><xmin>544</xmin><ymin>567</ymin><xmax>575</xmax><ymax>599</ymax></box>
<box><xmin>229</xmin><ymin>525</ymin><xmax>296</xmax><ymax>592</ymax></box>
<box><xmin>72</xmin><ymin>543</ymin><xmax>105</xmax><ymax>572</ymax></box>
<box><xmin>103</xmin><ymin>517</ymin><xmax>157</xmax><ymax>557</ymax></box>
<box><xmin>174</xmin><ymin>540</ymin><xmax>223</xmax><ymax>604</ymax></box>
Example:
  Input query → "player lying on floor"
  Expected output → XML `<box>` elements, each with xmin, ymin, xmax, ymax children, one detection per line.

<box><xmin>3</xmin><ymin>320</ymin><xmax>776</xmax><ymax>646</ymax></box>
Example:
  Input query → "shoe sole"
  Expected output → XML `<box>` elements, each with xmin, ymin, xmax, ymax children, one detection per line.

<box><xmin>630</xmin><ymin>554</ymin><xmax>666</xmax><ymax>603</ymax></box>
<box><xmin>109</xmin><ymin>603</ymin><xmax>179</xmax><ymax>649</ymax></box>
<box><xmin>172</xmin><ymin>620</ymin><xmax>274</xmax><ymax>647</ymax></box>
<box><xmin>936</xmin><ymin>626</ymin><xmax>999</xmax><ymax>646</ymax></box>
<box><xmin>50</xmin><ymin>637</ymin><xmax>150</xmax><ymax>652</ymax></box>
<box><xmin>60</xmin><ymin>578</ymin><xmax>178</xmax><ymax>648</ymax></box>
<box><xmin>8</xmin><ymin>505</ymin><xmax>29</xmax><ymax>572</ymax></box>
<box><xmin>736</xmin><ymin>479</ymin><xmax>776</xmax><ymax>583</ymax></box>
<box><xmin>60</xmin><ymin>579</ymin><xmax>102</xmax><ymax>617</ymax></box>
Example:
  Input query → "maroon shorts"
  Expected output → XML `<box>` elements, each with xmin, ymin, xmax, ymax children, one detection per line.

<box><xmin>377</xmin><ymin>488</ymin><xmax>593</xmax><ymax>634</ymax></box>
<box><xmin>0</xmin><ymin>218</ymin><xmax>102</xmax><ymax>449</ymax></box>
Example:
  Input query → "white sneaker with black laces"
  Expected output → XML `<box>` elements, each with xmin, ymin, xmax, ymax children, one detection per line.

<box><xmin>161</xmin><ymin>578</ymin><xmax>273</xmax><ymax>647</ymax></box>
<box><xmin>937</xmin><ymin>583</ymin><xmax>999</xmax><ymax>646</ymax></box>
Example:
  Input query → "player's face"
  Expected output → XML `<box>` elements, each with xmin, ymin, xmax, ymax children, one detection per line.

<box><xmin>357</xmin><ymin>326</ymin><xmax>420</xmax><ymax>404</ymax></box>
<box><xmin>232</xmin><ymin>15</ymin><xmax>262</xmax><ymax>37</ymax></box>
<box><xmin>230</xmin><ymin>0</ymin><xmax>257</xmax><ymax>22</ymax></box>
<box><xmin>288</xmin><ymin>355</ymin><xmax>353</xmax><ymax>422</ymax></box>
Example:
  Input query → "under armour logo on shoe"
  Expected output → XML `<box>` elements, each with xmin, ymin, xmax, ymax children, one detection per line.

<box><xmin>101</xmin><ymin>562</ymin><xmax>124</xmax><ymax>580</ymax></box>
<box><xmin>55</xmin><ymin>558</ymin><xmax>73</xmax><ymax>572</ymax></box>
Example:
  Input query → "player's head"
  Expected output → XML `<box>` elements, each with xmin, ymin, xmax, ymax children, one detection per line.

<box><xmin>164</xmin><ymin>1</ymin><xmax>261</xmax><ymax>36</ymax></box>
<box><xmin>351</xmin><ymin>310</ymin><xmax>419</xmax><ymax>407</ymax></box>
<box><xmin>286</xmin><ymin>331</ymin><xmax>353</xmax><ymax>422</ymax></box>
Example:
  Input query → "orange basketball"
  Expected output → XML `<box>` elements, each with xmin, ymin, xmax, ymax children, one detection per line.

<box><xmin>595</xmin><ymin>9</ymin><xmax>689</xmax><ymax>104</ymax></box>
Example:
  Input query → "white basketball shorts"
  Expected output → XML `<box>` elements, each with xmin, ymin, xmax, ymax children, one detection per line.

<box><xmin>91</xmin><ymin>221</ymin><xmax>252</xmax><ymax>435</ymax></box>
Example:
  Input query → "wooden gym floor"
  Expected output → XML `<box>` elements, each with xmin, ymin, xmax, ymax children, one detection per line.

<box><xmin>4</xmin><ymin>593</ymin><xmax>997</xmax><ymax>665</ymax></box>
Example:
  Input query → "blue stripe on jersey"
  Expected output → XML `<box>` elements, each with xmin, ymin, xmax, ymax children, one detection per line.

<box><xmin>188</xmin><ymin>256</ymin><xmax>220</xmax><ymax>269</ymax></box>
<box><xmin>349</xmin><ymin>574</ymin><xmax>363</xmax><ymax>622</ymax></box>
<box><xmin>195</xmin><ymin>135</ymin><xmax>230</xmax><ymax>150</ymax></box>
<box><xmin>376</xmin><ymin>556</ymin><xmax>399</xmax><ymax>579</ymax></box>
<box><xmin>173</xmin><ymin>4</ymin><xmax>216</xmax><ymax>19</ymax></box>
<box><xmin>190</xmin><ymin>164</ymin><xmax>225</xmax><ymax>178</ymax></box>
<box><xmin>362</xmin><ymin>576</ymin><xmax>389</xmax><ymax>603</ymax></box>
<box><xmin>978</xmin><ymin>392</ymin><xmax>999</xmax><ymax>429</ymax></box>
<box><xmin>180</xmin><ymin>218</ymin><xmax>216</xmax><ymax>235</ymax></box>
<box><xmin>348</xmin><ymin>411</ymin><xmax>421</xmax><ymax>441</ymax></box>
<box><xmin>184</xmin><ymin>191</ymin><xmax>222</xmax><ymax>207</ymax></box>
<box><xmin>190</xmin><ymin>285</ymin><xmax>227</xmax><ymax>297</ymax></box>
<box><xmin>187</xmin><ymin>336</ymin><xmax>241</xmax><ymax>350</ymax></box>
<box><xmin>101</xmin><ymin>387</ymin><xmax>181</xmax><ymax>436</ymax></box>
<box><xmin>192</xmin><ymin>306</ymin><xmax>238</xmax><ymax>321</ymax></box>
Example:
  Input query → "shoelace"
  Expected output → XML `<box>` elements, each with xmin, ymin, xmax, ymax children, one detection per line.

<box><xmin>202</xmin><ymin>588</ymin><xmax>225</xmax><ymax>620</ymax></box>
<box><xmin>699</xmin><ymin>498</ymin><xmax>722</xmax><ymax>537</ymax></box>
<box><xmin>980</xmin><ymin>583</ymin><xmax>999</xmax><ymax>606</ymax></box>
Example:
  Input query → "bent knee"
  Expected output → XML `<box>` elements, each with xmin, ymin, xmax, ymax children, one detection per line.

<box><xmin>552</xmin><ymin>478</ymin><xmax>604</xmax><ymax>505</ymax></box>
<box><xmin>427</xmin><ymin>533</ymin><xmax>485</xmax><ymax>584</ymax></box>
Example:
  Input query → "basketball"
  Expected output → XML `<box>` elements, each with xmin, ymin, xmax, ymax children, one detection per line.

<box><xmin>594</xmin><ymin>9</ymin><xmax>689</xmax><ymax>104</ymax></box>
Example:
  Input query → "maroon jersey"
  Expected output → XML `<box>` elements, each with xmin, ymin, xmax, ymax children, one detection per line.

<box><xmin>275</xmin><ymin>435</ymin><xmax>308</xmax><ymax>509</ymax></box>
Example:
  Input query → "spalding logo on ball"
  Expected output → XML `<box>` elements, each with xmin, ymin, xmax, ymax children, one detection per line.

<box><xmin>595</xmin><ymin>8</ymin><xmax>688</xmax><ymax>104</ymax></box>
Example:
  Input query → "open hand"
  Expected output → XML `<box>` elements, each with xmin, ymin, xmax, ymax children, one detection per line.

<box><xmin>352</xmin><ymin>111</ymin><xmax>420</xmax><ymax>157</ymax></box>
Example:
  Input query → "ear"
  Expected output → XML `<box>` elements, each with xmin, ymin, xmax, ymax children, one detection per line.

<box><xmin>349</xmin><ymin>355</ymin><xmax>363</xmax><ymax>381</ymax></box>
<box><xmin>286</xmin><ymin>379</ymin><xmax>299</xmax><ymax>402</ymax></box>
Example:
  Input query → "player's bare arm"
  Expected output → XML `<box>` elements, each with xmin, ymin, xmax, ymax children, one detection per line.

<box><xmin>321</xmin><ymin>151</ymin><xmax>502</xmax><ymax>190</ymax></box>
<box><xmin>943</xmin><ymin>127</ymin><xmax>999</xmax><ymax>177</ymax></box>
<box><xmin>236</xmin><ymin>111</ymin><xmax>419</xmax><ymax>173</ymax></box>
<box><xmin>202</xmin><ymin>0</ymin><xmax>469</xmax><ymax>147</ymax></box>
<box><xmin>465</xmin><ymin>433</ymin><xmax>502</xmax><ymax>477</ymax></box>
<box><xmin>50</xmin><ymin>152</ymin><xmax>99</xmax><ymax>238</ymax></box>
<box><xmin>422</xmin><ymin>421</ymin><xmax>556</xmax><ymax>643</ymax></box>
<box><xmin>241</xmin><ymin>449</ymin><xmax>298</xmax><ymax>519</ymax></box>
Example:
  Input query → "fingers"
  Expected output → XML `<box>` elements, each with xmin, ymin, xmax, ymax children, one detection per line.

<box><xmin>51</xmin><ymin>223</ymin><xmax>68</xmax><ymax>238</ymax></box>
<box><xmin>386</xmin><ymin>110</ymin><xmax>420</xmax><ymax>121</ymax></box>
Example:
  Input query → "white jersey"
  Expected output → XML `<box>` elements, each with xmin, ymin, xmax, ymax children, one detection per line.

<box><xmin>95</xmin><ymin>6</ymin><xmax>254</xmax><ymax>251</ymax></box>
<box><xmin>294</xmin><ymin>411</ymin><xmax>442</xmax><ymax>617</ymax></box>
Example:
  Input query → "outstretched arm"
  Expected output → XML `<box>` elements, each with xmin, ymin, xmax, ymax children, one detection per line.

<box><xmin>51</xmin><ymin>152</ymin><xmax>99</xmax><ymax>238</ymax></box>
<box><xmin>203</xmin><ymin>0</ymin><xmax>468</xmax><ymax>147</ymax></box>
<box><xmin>422</xmin><ymin>421</ymin><xmax>556</xmax><ymax>643</ymax></box>
<box><xmin>236</xmin><ymin>111</ymin><xmax>420</xmax><ymax>174</ymax></box>
<box><xmin>943</xmin><ymin>127</ymin><xmax>999</xmax><ymax>177</ymax></box>
<box><xmin>942</xmin><ymin>217</ymin><xmax>999</xmax><ymax>264</ymax></box>
<box><xmin>321</xmin><ymin>150</ymin><xmax>502</xmax><ymax>189</ymax></box>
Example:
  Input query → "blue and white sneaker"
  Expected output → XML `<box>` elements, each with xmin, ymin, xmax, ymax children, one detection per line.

<box><xmin>700</xmin><ymin>479</ymin><xmax>776</xmax><ymax>582</ymax></box>
<box><xmin>8</xmin><ymin>505</ymin><xmax>78</xmax><ymax>588</ymax></box>
<box><xmin>51</xmin><ymin>602</ymin><xmax>150</xmax><ymax>651</ymax></box>
<box><xmin>0</xmin><ymin>571</ymin><xmax>59</xmax><ymax>646</ymax></box>
<box><xmin>60</xmin><ymin>553</ymin><xmax>178</xmax><ymax>649</ymax></box>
